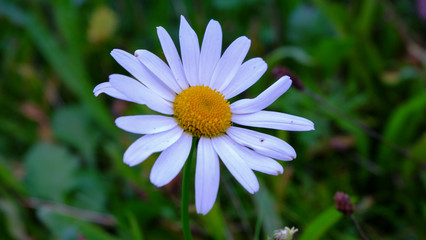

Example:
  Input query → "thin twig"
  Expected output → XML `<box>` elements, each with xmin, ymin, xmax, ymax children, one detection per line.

<box><xmin>351</xmin><ymin>215</ymin><xmax>369</xmax><ymax>240</ymax></box>
<box><xmin>24</xmin><ymin>198</ymin><xmax>116</xmax><ymax>226</ymax></box>
<box><xmin>379</xmin><ymin>0</ymin><xmax>426</xmax><ymax>65</ymax></box>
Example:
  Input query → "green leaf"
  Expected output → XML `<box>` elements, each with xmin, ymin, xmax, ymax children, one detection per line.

<box><xmin>52</xmin><ymin>106</ymin><xmax>99</xmax><ymax>167</ymax></box>
<box><xmin>212</xmin><ymin>0</ymin><xmax>252</xmax><ymax>10</ymax></box>
<box><xmin>24</xmin><ymin>142</ymin><xmax>78</xmax><ymax>202</ymax></box>
<box><xmin>411</xmin><ymin>132</ymin><xmax>426</xmax><ymax>161</ymax></box>
<box><xmin>311</xmin><ymin>38</ymin><xmax>353</xmax><ymax>76</ymax></box>
<box><xmin>0</xmin><ymin>199</ymin><xmax>28</xmax><ymax>240</ymax></box>
<box><xmin>0</xmin><ymin>158</ymin><xmax>26</xmax><ymax>195</ymax></box>
<box><xmin>51</xmin><ymin>0</ymin><xmax>84</xmax><ymax>60</ymax></box>
<box><xmin>286</xmin><ymin>4</ymin><xmax>335</xmax><ymax>47</ymax></box>
<box><xmin>201</xmin><ymin>202</ymin><xmax>228</xmax><ymax>240</ymax></box>
<box><xmin>377</xmin><ymin>93</ymin><xmax>426</xmax><ymax>169</ymax></box>
<box><xmin>298</xmin><ymin>207</ymin><xmax>342</xmax><ymax>240</ymax></box>
<box><xmin>253</xmin><ymin>184</ymin><xmax>282</xmax><ymax>237</ymax></box>
<box><xmin>69</xmin><ymin>171</ymin><xmax>107</xmax><ymax>212</ymax></box>
<box><xmin>266</xmin><ymin>46</ymin><xmax>313</xmax><ymax>67</ymax></box>
<box><xmin>37</xmin><ymin>207</ymin><xmax>118</xmax><ymax>240</ymax></box>
<box><xmin>126</xmin><ymin>210</ymin><xmax>145</xmax><ymax>240</ymax></box>
<box><xmin>355</xmin><ymin>0</ymin><xmax>378</xmax><ymax>37</ymax></box>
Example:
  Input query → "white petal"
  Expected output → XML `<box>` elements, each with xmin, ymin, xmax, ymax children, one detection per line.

<box><xmin>108</xmin><ymin>74</ymin><xmax>144</xmax><ymax>105</ymax></box>
<box><xmin>221</xmin><ymin>58</ymin><xmax>267</xmax><ymax>99</ymax></box>
<box><xmin>157</xmin><ymin>27</ymin><xmax>189</xmax><ymax>89</ymax></box>
<box><xmin>226</xmin><ymin>126</ymin><xmax>296</xmax><ymax>160</ymax></box>
<box><xmin>199</xmin><ymin>20</ymin><xmax>222</xmax><ymax>86</ymax></box>
<box><xmin>93</xmin><ymin>82</ymin><xmax>133</xmax><ymax>102</ymax></box>
<box><xmin>210</xmin><ymin>36</ymin><xmax>251</xmax><ymax>91</ymax></box>
<box><xmin>179</xmin><ymin>16</ymin><xmax>200</xmax><ymax>86</ymax></box>
<box><xmin>115</xmin><ymin>115</ymin><xmax>177</xmax><ymax>134</ymax></box>
<box><xmin>111</xmin><ymin>49</ymin><xmax>176</xmax><ymax>101</ymax></box>
<box><xmin>230</xmin><ymin>76</ymin><xmax>292</xmax><ymax>114</ymax></box>
<box><xmin>196</xmin><ymin>137</ymin><xmax>220</xmax><ymax>215</ymax></box>
<box><xmin>232</xmin><ymin>111</ymin><xmax>315</xmax><ymax>131</ymax></box>
<box><xmin>150</xmin><ymin>132</ymin><xmax>192</xmax><ymax>187</ymax></box>
<box><xmin>135</xmin><ymin>50</ymin><xmax>182</xmax><ymax>93</ymax></box>
<box><xmin>109</xmin><ymin>74</ymin><xmax>174</xmax><ymax>115</ymax></box>
<box><xmin>123</xmin><ymin>126</ymin><xmax>183</xmax><ymax>167</ymax></box>
<box><xmin>212</xmin><ymin>135</ymin><xmax>259</xmax><ymax>193</ymax></box>
<box><xmin>232</xmin><ymin>144</ymin><xmax>284</xmax><ymax>175</ymax></box>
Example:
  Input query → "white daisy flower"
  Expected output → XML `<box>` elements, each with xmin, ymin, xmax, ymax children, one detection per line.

<box><xmin>94</xmin><ymin>16</ymin><xmax>314</xmax><ymax>215</ymax></box>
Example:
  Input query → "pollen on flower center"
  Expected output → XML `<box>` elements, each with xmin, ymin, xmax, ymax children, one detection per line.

<box><xmin>173</xmin><ymin>85</ymin><xmax>232</xmax><ymax>138</ymax></box>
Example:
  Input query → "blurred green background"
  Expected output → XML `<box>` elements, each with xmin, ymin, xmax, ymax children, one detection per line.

<box><xmin>1</xmin><ymin>0</ymin><xmax>425</xmax><ymax>239</ymax></box>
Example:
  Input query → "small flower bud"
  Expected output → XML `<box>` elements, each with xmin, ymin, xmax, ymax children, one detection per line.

<box><xmin>272</xmin><ymin>67</ymin><xmax>304</xmax><ymax>91</ymax></box>
<box><xmin>334</xmin><ymin>192</ymin><xmax>355</xmax><ymax>216</ymax></box>
<box><xmin>78</xmin><ymin>233</ymin><xmax>87</xmax><ymax>240</ymax></box>
<box><xmin>417</xmin><ymin>0</ymin><xmax>426</xmax><ymax>20</ymax></box>
<box><xmin>273</xmin><ymin>226</ymin><xmax>299</xmax><ymax>240</ymax></box>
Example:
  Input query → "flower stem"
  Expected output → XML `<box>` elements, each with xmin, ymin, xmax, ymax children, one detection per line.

<box><xmin>181</xmin><ymin>138</ymin><xmax>197</xmax><ymax>240</ymax></box>
<box><xmin>350</xmin><ymin>215</ymin><xmax>369</xmax><ymax>240</ymax></box>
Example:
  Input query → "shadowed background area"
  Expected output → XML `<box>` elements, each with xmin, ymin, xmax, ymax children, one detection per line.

<box><xmin>0</xmin><ymin>0</ymin><xmax>425</xmax><ymax>239</ymax></box>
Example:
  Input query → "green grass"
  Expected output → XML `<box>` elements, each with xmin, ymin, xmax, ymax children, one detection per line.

<box><xmin>0</xmin><ymin>0</ymin><xmax>425</xmax><ymax>239</ymax></box>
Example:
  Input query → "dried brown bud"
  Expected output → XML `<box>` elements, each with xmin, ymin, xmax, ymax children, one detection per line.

<box><xmin>330</xmin><ymin>136</ymin><xmax>356</xmax><ymax>151</ymax></box>
<box><xmin>272</xmin><ymin>66</ymin><xmax>304</xmax><ymax>91</ymax></box>
<box><xmin>334</xmin><ymin>192</ymin><xmax>355</xmax><ymax>216</ymax></box>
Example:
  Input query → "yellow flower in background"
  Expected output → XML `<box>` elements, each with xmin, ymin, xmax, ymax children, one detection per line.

<box><xmin>88</xmin><ymin>6</ymin><xmax>118</xmax><ymax>44</ymax></box>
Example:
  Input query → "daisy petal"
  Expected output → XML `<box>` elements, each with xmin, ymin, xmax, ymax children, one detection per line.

<box><xmin>109</xmin><ymin>74</ymin><xmax>174</xmax><ymax>115</ymax></box>
<box><xmin>233</xmin><ymin>144</ymin><xmax>284</xmax><ymax>175</ymax></box>
<box><xmin>232</xmin><ymin>111</ymin><xmax>315</xmax><ymax>131</ymax></box>
<box><xmin>199</xmin><ymin>20</ymin><xmax>222</xmax><ymax>86</ymax></box>
<box><xmin>196</xmin><ymin>137</ymin><xmax>220</xmax><ymax>215</ymax></box>
<box><xmin>135</xmin><ymin>50</ymin><xmax>181</xmax><ymax>93</ymax></box>
<box><xmin>150</xmin><ymin>132</ymin><xmax>192</xmax><ymax>187</ymax></box>
<box><xmin>179</xmin><ymin>16</ymin><xmax>200</xmax><ymax>86</ymax></box>
<box><xmin>93</xmin><ymin>82</ymin><xmax>133</xmax><ymax>102</ymax></box>
<box><xmin>227</xmin><ymin>126</ymin><xmax>296</xmax><ymax>160</ymax></box>
<box><xmin>123</xmin><ymin>126</ymin><xmax>183</xmax><ymax>167</ymax></box>
<box><xmin>157</xmin><ymin>27</ymin><xmax>189</xmax><ymax>89</ymax></box>
<box><xmin>111</xmin><ymin>49</ymin><xmax>175</xmax><ymax>101</ymax></box>
<box><xmin>221</xmin><ymin>58</ymin><xmax>267</xmax><ymax>99</ymax></box>
<box><xmin>230</xmin><ymin>76</ymin><xmax>292</xmax><ymax>114</ymax></box>
<box><xmin>115</xmin><ymin>115</ymin><xmax>177</xmax><ymax>134</ymax></box>
<box><xmin>212</xmin><ymin>135</ymin><xmax>259</xmax><ymax>193</ymax></box>
<box><xmin>210</xmin><ymin>36</ymin><xmax>251</xmax><ymax>91</ymax></box>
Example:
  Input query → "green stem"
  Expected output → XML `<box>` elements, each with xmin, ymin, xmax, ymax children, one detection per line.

<box><xmin>181</xmin><ymin>138</ymin><xmax>197</xmax><ymax>240</ymax></box>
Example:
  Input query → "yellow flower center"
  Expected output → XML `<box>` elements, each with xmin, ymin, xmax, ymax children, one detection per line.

<box><xmin>173</xmin><ymin>85</ymin><xmax>232</xmax><ymax>138</ymax></box>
